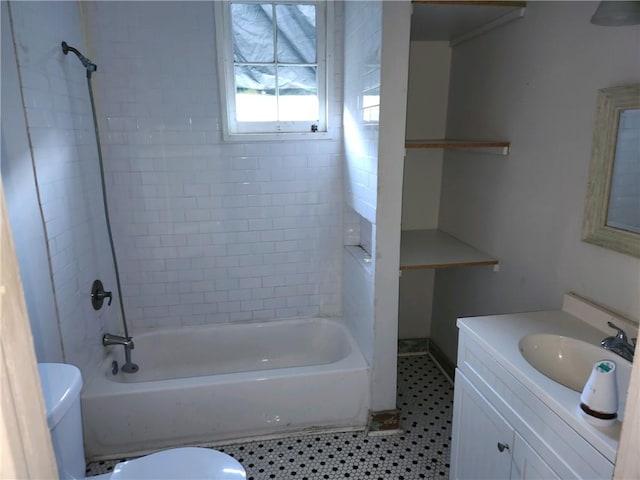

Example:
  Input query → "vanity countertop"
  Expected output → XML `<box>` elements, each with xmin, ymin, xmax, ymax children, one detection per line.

<box><xmin>457</xmin><ymin>295</ymin><xmax>635</xmax><ymax>464</ymax></box>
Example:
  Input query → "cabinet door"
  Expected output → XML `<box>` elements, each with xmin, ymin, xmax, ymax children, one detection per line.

<box><xmin>511</xmin><ymin>432</ymin><xmax>560</xmax><ymax>480</ymax></box>
<box><xmin>451</xmin><ymin>370</ymin><xmax>514</xmax><ymax>480</ymax></box>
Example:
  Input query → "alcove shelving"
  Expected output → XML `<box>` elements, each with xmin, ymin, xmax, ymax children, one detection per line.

<box><xmin>401</xmin><ymin>140</ymin><xmax>507</xmax><ymax>268</ymax></box>
<box><xmin>399</xmin><ymin>1</ymin><xmax>522</xmax><ymax>271</ymax></box>
<box><xmin>400</xmin><ymin>229</ymin><xmax>498</xmax><ymax>270</ymax></box>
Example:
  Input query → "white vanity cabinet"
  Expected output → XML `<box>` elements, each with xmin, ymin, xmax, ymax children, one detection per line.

<box><xmin>452</xmin><ymin>371</ymin><xmax>559</xmax><ymax>480</ymax></box>
<box><xmin>451</xmin><ymin>371</ymin><xmax>512</xmax><ymax>479</ymax></box>
<box><xmin>511</xmin><ymin>432</ymin><xmax>560</xmax><ymax>480</ymax></box>
<box><xmin>451</xmin><ymin>323</ymin><xmax>615</xmax><ymax>480</ymax></box>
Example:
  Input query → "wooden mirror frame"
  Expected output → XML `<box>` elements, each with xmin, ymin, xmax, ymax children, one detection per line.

<box><xmin>582</xmin><ymin>84</ymin><xmax>640</xmax><ymax>258</ymax></box>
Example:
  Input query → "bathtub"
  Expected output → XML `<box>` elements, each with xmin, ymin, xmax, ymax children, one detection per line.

<box><xmin>82</xmin><ymin>317</ymin><xmax>370</xmax><ymax>459</ymax></box>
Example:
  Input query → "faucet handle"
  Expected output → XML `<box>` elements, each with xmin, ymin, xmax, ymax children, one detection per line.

<box><xmin>91</xmin><ymin>279</ymin><xmax>112</xmax><ymax>310</ymax></box>
<box><xmin>607</xmin><ymin>321</ymin><xmax>629</xmax><ymax>343</ymax></box>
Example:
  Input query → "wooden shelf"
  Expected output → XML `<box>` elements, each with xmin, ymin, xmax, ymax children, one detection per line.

<box><xmin>405</xmin><ymin>139</ymin><xmax>510</xmax><ymax>155</ymax></box>
<box><xmin>400</xmin><ymin>229</ymin><xmax>498</xmax><ymax>270</ymax></box>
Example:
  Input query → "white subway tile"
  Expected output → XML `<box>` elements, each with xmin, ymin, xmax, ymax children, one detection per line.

<box><xmin>218</xmin><ymin>301</ymin><xmax>242</xmax><ymax>314</ymax></box>
<box><xmin>229</xmin><ymin>311</ymin><xmax>253</xmax><ymax>322</ymax></box>
<box><xmin>62</xmin><ymin>1</ymin><xmax>348</xmax><ymax>331</ymax></box>
<box><xmin>251</xmin><ymin>287</ymin><xmax>275</xmax><ymax>299</ymax></box>
<box><xmin>239</xmin><ymin>278</ymin><xmax>262</xmax><ymax>289</ymax></box>
<box><xmin>241</xmin><ymin>299</ymin><xmax>263</xmax><ymax>311</ymax></box>
<box><xmin>204</xmin><ymin>290</ymin><xmax>229</xmax><ymax>303</ymax></box>
<box><xmin>263</xmin><ymin>297</ymin><xmax>287</xmax><ymax>309</ymax></box>
<box><xmin>252</xmin><ymin>309</ymin><xmax>276</xmax><ymax>320</ymax></box>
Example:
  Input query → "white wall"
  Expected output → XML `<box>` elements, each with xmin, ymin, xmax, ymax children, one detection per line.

<box><xmin>82</xmin><ymin>2</ymin><xmax>347</xmax><ymax>330</ymax></box>
<box><xmin>3</xmin><ymin>1</ymin><xmax>121</xmax><ymax>377</ymax></box>
<box><xmin>342</xmin><ymin>1</ymin><xmax>411</xmax><ymax>411</ymax></box>
<box><xmin>398</xmin><ymin>41</ymin><xmax>451</xmax><ymax>339</ymax></box>
<box><xmin>371</xmin><ymin>2</ymin><xmax>412</xmax><ymax>411</ymax></box>
<box><xmin>433</xmin><ymin>1</ymin><xmax>640</xmax><ymax>363</ymax></box>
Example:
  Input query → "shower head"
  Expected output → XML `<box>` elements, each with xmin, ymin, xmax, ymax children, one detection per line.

<box><xmin>61</xmin><ymin>41</ymin><xmax>97</xmax><ymax>76</ymax></box>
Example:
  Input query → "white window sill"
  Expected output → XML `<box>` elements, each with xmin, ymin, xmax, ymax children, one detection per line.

<box><xmin>222</xmin><ymin>130</ymin><xmax>335</xmax><ymax>142</ymax></box>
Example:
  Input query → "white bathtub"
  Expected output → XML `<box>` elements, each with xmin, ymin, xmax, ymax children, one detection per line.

<box><xmin>82</xmin><ymin>317</ymin><xmax>370</xmax><ymax>459</ymax></box>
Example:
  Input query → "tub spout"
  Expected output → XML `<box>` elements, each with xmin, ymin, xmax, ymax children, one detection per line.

<box><xmin>103</xmin><ymin>334</ymin><xmax>139</xmax><ymax>374</ymax></box>
<box><xmin>103</xmin><ymin>333</ymin><xmax>134</xmax><ymax>348</ymax></box>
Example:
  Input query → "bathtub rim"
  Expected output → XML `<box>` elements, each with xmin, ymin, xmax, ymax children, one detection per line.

<box><xmin>83</xmin><ymin>316</ymin><xmax>368</xmax><ymax>397</ymax></box>
<box><xmin>82</xmin><ymin>316</ymin><xmax>371</xmax><ymax>459</ymax></box>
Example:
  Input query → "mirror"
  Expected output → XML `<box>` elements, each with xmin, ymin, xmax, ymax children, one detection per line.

<box><xmin>582</xmin><ymin>84</ymin><xmax>640</xmax><ymax>258</ymax></box>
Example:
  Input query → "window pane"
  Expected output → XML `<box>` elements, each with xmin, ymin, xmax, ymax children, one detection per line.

<box><xmin>231</xmin><ymin>3</ymin><xmax>274</xmax><ymax>63</ymax></box>
<box><xmin>235</xmin><ymin>65</ymin><xmax>277</xmax><ymax>122</ymax></box>
<box><xmin>276</xmin><ymin>5</ymin><xmax>316</xmax><ymax>64</ymax></box>
<box><xmin>363</xmin><ymin>86</ymin><xmax>380</xmax><ymax>123</ymax></box>
<box><xmin>278</xmin><ymin>66</ymin><xmax>318</xmax><ymax>121</ymax></box>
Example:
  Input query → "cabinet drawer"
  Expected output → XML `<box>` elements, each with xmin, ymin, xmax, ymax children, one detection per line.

<box><xmin>457</xmin><ymin>329</ymin><xmax>613</xmax><ymax>479</ymax></box>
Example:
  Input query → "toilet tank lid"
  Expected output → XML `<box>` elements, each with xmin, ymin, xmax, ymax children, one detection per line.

<box><xmin>37</xmin><ymin>363</ymin><xmax>83</xmax><ymax>429</ymax></box>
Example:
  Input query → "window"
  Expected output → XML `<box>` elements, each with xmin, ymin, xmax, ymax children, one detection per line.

<box><xmin>215</xmin><ymin>1</ymin><xmax>329</xmax><ymax>138</ymax></box>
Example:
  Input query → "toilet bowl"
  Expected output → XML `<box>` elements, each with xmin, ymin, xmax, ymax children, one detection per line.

<box><xmin>38</xmin><ymin>363</ymin><xmax>246</xmax><ymax>480</ymax></box>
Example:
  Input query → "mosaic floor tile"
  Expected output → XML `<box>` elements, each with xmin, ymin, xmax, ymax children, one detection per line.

<box><xmin>87</xmin><ymin>354</ymin><xmax>453</xmax><ymax>479</ymax></box>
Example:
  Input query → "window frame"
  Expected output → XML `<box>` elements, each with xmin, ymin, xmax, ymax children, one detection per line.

<box><xmin>214</xmin><ymin>0</ymin><xmax>332</xmax><ymax>141</ymax></box>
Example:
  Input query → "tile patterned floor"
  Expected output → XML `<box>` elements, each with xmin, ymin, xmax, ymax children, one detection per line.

<box><xmin>86</xmin><ymin>354</ymin><xmax>454</xmax><ymax>479</ymax></box>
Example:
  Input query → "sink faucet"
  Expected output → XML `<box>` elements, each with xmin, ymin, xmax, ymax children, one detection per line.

<box><xmin>103</xmin><ymin>334</ymin><xmax>139</xmax><ymax>373</ymax></box>
<box><xmin>601</xmin><ymin>321</ymin><xmax>636</xmax><ymax>362</ymax></box>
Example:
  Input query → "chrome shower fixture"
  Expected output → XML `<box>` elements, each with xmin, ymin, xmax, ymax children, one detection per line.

<box><xmin>61</xmin><ymin>41</ymin><xmax>97</xmax><ymax>77</ymax></box>
<box><xmin>63</xmin><ymin>40</ymin><xmax>137</xmax><ymax>373</ymax></box>
<box><xmin>103</xmin><ymin>334</ymin><xmax>139</xmax><ymax>374</ymax></box>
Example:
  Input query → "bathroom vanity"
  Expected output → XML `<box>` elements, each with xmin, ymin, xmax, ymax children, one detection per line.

<box><xmin>450</xmin><ymin>294</ymin><xmax>635</xmax><ymax>479</ymax></box>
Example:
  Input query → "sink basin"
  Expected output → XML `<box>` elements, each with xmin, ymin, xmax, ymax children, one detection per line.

<box><xmin>519</xmin><ymin>333</ymin><xmax>632</xmax><ymax>421</ymax></box>
<box><xmin>519</xmin><ymin>334</ymin><xmax>620</xmax><ymax>392</ymax></box>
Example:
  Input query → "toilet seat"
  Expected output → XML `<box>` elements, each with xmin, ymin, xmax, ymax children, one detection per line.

<box><xmin>109</xmin><ymin>447</ymin><xmax>246</xmax><ymax>479</ymax></box>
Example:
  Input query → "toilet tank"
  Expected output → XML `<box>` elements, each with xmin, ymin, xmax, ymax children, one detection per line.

<box><xmin>38</xmin><ymin>363</ymin><xmax>86</xmax><ymax>480</ymax></box>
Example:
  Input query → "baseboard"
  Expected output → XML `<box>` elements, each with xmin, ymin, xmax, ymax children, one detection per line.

<box><xmin>398</xmin><ymin>338</ymin><xmax>429</xmax><ymax>356</ymax></box>
<box><xmin>398</xmin><ymin>337</ymin><xmax>455</xmax><ymax>383</ymax></box>
<box><xmin>426</xmin><ymin>341</ymin><xmax>455</xmax><ymax>383</ymax></box>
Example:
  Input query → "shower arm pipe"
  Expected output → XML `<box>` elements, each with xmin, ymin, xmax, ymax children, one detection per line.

<box><xmin>61</xmin><ymin>41</ymin><xmax>130</xmax><ymax>340</ymax></box>
<box><xmin>61</xmin><ymin>41</ymin><xmax>97</xmax><ymax>78</ymax></box>
<box><xmin>61</xmin><ymin>41</ymin><xmax>82</xmax><ymax>58</ymax></box>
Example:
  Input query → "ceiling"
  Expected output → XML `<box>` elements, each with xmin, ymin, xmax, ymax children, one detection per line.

<box><xmin>410</xmin><ymin>2</ymin><xmax>526</xmax><ymax>42</ymax></box>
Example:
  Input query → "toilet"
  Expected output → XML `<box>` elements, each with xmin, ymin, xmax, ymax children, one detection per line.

<box><xmin>37</xmin><ymin>363</ymin><xmax>246</xmax><ymax>480</ymax></box>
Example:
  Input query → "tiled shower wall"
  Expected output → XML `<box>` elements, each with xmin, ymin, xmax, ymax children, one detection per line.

<box><xmin>342</xmin><ymin>2</ymin><xmax>381</xmax><ymax>226</ymax></box>
<box><xmin>3</xmin><ymin>1</ymin><xmax>120</xmax><ymax>377</ymax></box>
<box><xmin>83</xmin><ymin>2</ymin><xmax>349</xmax><ymax>330</ymax></box>
<box><xmin>341</xmin><ymin>1</ymin><xmax>382</xmax><ymax>367</ymax></box>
